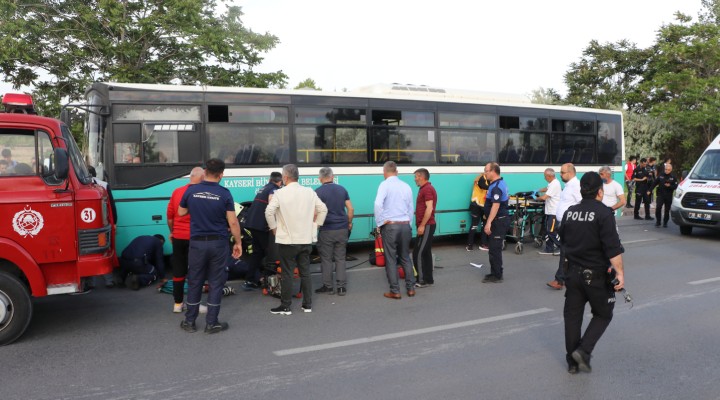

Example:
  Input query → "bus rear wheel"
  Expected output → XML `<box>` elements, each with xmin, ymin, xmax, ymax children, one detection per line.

<box><xmin>0</xmin><ymin>271</ymin><xmax>33</xmax><ymax>346</ymax></box>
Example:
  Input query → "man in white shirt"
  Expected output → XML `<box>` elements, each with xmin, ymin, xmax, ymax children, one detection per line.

<box><xmin>598</xmin><ymin>166</ymin><xmax>626</xmax><ymax>213</ymax></box>
<box><xmin>547</xmin><ymin>163</ymin><xmax>581</xmax><ymax>290</ymax></box>
<box><xmin>535</xmin><ymin>168</ymin><xmax>561</xmax><ymax>255</ymax></box>
<box><xmin>265</xmin><ymin>164</ymin><xmax>328</xmax><ymax>315</ymax></box>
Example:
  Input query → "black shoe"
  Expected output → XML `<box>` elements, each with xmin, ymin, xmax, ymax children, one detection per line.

<box><xmin>415</xmin><ymin>281</ymin><xmax>429</xmax><ymax>288</ymax></box>
<box><xmin>314</xmin><ymin>285</ymin><xmax>335</xmax><ymax>294</ymax></box>
<box><xmin>105</xmin><ymin>282</ymin><xmax>115</xmax><ymax>289</ymax></box>
<box><xmin>571</xmin><ymin>349</ymin><xmax>592</xmax><ymax>373</ymax></box>
<box><xmin>663</xmin><ymin>223</ymin><xmax>668</xmax><ymax>228</ymax></box>
<box><xmin>655</xmin><ymin>223</ymin><xmax>661</xmax><ymax>227</ymax></box>
<box><xmin>129</xmin><ymin>275</ymin><xmax>140</xmax><ymax>290</ymax></box>
<box><xmin>270</xmin><ymin>305</ymin><xmax>292</xmax><ymax>315</ymax></box>
<box><xmin>204</xmin><ymin>321</ymin><xmax>229</xmax><ymax>334</ymax></box>
<box><xmin>241</xmin><ymin>281</ymin><xmax>260</xmax><ymax>291</ymax></box>
<box><xmin>180</xmin><ymin>320</ymin><xmax>197</xmax><ymax>333</ymax></box>
<box><xmin>644</xmin><ymin>217</ymin><xmax>654</xmax><ymax>221</ymax></box>
<box><xmin>482</xmin><ymin>274</ymin><xmax>503</xmax><ymax>283</ymax></box>
<box><xmin>337</xmin><ymin>287</ymin><xmax>346</xmax><ymax>296</ymax></box>
<box><xmin>568</xmin><ymin>364</ymin><xmax>579</xmax><ymax>374</ymax></box>
<box><xmin>633</xmin><ymin>216</ymin><xmax>642</xmax><ymax>220</ymax></box>
<box><xmin>625</xmin><ymin>204</ymin><xmax>633</xmax><ymax>208</ymax></box>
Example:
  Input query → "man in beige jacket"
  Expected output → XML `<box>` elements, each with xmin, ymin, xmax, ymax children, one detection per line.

<box><xmin>265</xmin><ymin>164</ymin><xmax>328</xmax><ymax>315</ymax></box>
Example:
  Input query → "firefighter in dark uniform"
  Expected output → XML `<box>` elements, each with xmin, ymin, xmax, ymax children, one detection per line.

<box><xmin>632</xmin><ymin>158</ymin><xmax>653</xmax><ymax>220</ymax></box>
<box><xmin>178</xmin><ymin>158</ymin><xmax>242</xmax><ymax>334</ymax></box>
<box><xmin>652</xmin><ymin>163</ymin><xmax>678</xmax><ymax>228</ymax></box>
<box><xmin>481</xmin><ymin>162</ymin><xmax>510</xmax><ymax>283</ymax></box>
<box><xmin>558</xmin><ymin>172</ymin><xmax>625</xmax><ymax>374</ymax></box>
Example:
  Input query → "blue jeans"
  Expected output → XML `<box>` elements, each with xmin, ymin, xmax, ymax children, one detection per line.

<box><xmin>184</xmin><ymin>239</ymin><xmax>228</xmax><ymax>325</ymax></box>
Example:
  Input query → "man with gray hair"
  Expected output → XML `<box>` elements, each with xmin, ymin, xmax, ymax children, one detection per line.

<box><xmin>535</xmin><ymin>168</ymin><xmax>561</xmax><ymax>255</ymax></box>
<box><xmin>167</xmin><ymin>166</ymin><xmax>205</xmax><ymax>312</ymax></box>
<box><xmin>598</xmin><ymin>166</ymin><xmax>626</xmax><ymax>212</ymax></box>
<box><xmin>374</xmin><ymin>161</ymin><xmax>416</xmax><ymax>299</ymax></box>
<box><xmin>315</xmin><ymin>167</ymin><xmax>354</xmax><ymax>296</ymax></box>
<box><xmin>266</xmin><ymin>164</ymin><xmax>328</xmax><ymax>314</ymax></box>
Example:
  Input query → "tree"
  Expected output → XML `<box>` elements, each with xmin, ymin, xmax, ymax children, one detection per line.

<box><xmin>529</xmin><ymin>87</ymin><xmax>563</xmax><ymax>105</ymax></box>
<box><xmin>295</xmin><ymin>78</ymin><xmax>321</xmax><ymax>91</ymax></box>
<box><xmin>0</xmin><ymin>0</ymin><xmax>287</xmax><ymax>116</ymax></box>
<box><xmin>562</xmin><ymin>2</ymin><xmax>720</xmax><ymax>170</ymax></box>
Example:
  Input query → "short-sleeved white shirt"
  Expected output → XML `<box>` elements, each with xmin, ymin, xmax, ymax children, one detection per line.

<box><xmin>556</xmin><ymin>176</ymin><xmax>582</xmax><ymax>222</ymax></box>
<box><xmin>544</xmin><ymin>179</ymin><xmax>561</xmax><ymax>215</ymax></box>
<box><xmin>602</xmin><ymin>179</ymin><xmax>624</xmax><ymax>209</ymax></box>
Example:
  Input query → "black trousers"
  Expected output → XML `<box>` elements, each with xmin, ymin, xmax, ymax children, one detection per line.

<box><xmin>564</xmin><ymin>266</ymin><xmax>615</xmax><ymax>364</ymax></box>
<box><xmin>412</xmin><ymin>224</ymin><xmax>436</xmax><ymax>284</ymax></box>
<box><xmin>656</xmin><ymin>192</ymin><xmax>673</xmax><ymax>225</ymax></box>
<box><xmin>634</xmin><ymin>187</ymin><xmax>651</xmax><ymax>217</ymax></box>
<box><xmin>246</xmin><ymin>229</ymin><xmax>271</xmax><ymax>284</ymax></box>
<box><xmin>467</xmin><ymin>212</ymin><xmax>489</xmax><ymax>247</ymax></box>
<box><xmin>488</xmin><ymin>216</ymin><xmax>510</xmax><ymax>278</ymax></box>
<box><xmin>171</xmin><ymin>238</ymin><xmax>190</xmax><ymax>304</ymax></box>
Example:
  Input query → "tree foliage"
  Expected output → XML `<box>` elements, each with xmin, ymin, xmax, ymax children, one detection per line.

<box><xmin>562</xmin><ymin>1</ymin><xmax>720</xmax><ymax>171</ymax></box>
<box><xmin>294</xmin><ymin>78</ymin><xmax>321</xmax><ymax>91</ymax></box>
<box><xmin>0</xmin><ymin>0</ymin><xmax>287</xmax><ymax>117</ymax></box>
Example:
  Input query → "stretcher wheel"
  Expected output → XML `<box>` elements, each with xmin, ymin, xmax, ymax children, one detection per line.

<box><xmin>534</xmin><ymin>238</ymin><xmax>543</xmax><ymax>248</ymax></box>
<box><xmin>515</xmin><ymin>243</ymin><xmax>523</xmax><ymax>254</ymax></box>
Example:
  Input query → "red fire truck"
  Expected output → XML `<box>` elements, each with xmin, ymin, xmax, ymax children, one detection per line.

<box><xmin>0</xmin><ymin>93</ymin><xmax>115</xmax><ymax>345</ymax></box>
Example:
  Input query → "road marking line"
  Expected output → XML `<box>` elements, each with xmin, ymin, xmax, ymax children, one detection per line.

<box><xmin>274</xmin><ymin>307</ymin><xmax>553</xmax><ymax>356</ymax></box>
<box><xmin>688</xmin><ymin>277</ymin><xmax>720</xmax><ymax>285</ymax></box>
<box><xmin>622</xmin><ymin>238</ymin><xmax>660</xmax><ymax>244</ymax></box>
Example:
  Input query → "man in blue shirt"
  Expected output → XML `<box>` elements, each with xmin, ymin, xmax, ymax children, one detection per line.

<box><xmin>117</xmin><ymin>234</ymin><xmax>165</xmax><ymax>290</ymax></box>
<box><xmin>374</xmin><ymin>161</ymin><xmax>416</xmax><ymax>299</ymax></box>
<box><xmin>178</xmin><ymin>158</ymin><xmax>242</xmax><ymax>334</ymax></box>
<box><xmin>481</xmin><ymin>162</ymin><xmax>509</xmax><ymax>283</ymax></box>
<box><xmin>242</xmin><ymin>171</ymin><xmax>282</xmax><ymax>290</ymax></box>
<box><xmin>315</xmin><ymin>167</ymin><xmax>354</xmax><ymax>296</ymax></box>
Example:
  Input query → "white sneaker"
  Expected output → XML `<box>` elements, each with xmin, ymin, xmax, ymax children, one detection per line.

<box><xmin>199</xmin><ymin>304</ymin><xmax>208</xmax><ymax>314</ymax></box>
<box><xmin>173</xmin><ymin>303</ymin><xmax>185</xmax><ymax>313</ymax></box>
<box><xmin>470</xmin><ymin>263</ymin><xmax>484</xmax><ymax>269</ymax></box>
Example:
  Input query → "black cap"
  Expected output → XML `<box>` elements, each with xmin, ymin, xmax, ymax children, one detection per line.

<box><xmin>580</xmin><ymin>171</ymin><xmax>603</xmax><ymax>198</ymax></box>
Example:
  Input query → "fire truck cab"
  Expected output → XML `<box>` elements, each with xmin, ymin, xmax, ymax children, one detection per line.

<box><xmin>0</xmin><ymin>93</ymin><xmax>115</xmax><ymax>345</ymax></box>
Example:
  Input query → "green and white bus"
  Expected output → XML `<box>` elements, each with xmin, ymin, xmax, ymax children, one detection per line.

<box><xmin>81</xmin><ymin>82</ymin><xmax>624</xmax><ymax>252</ymax></box>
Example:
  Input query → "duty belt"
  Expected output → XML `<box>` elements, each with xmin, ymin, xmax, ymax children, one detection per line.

<box><xmin>385</xmin><ymin>221</ymin><xmax>409</xmax><ymax>225</ymax></box>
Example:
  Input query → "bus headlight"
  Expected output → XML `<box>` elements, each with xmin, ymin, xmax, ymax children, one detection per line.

<box><xmin>674</xmin><ymin>188</ymin><xmax>684</xmax><ymax>199</ymax></box>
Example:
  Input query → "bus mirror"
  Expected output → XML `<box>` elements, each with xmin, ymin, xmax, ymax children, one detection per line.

<box><xmin>682</xmin><ymin>170</ymin><xmax>689</xmax><ymax>180</ymax></box>
<box><xmin>53</xmin><ymin>148</ymin><xmax>69</xmax><ymax>180</ymax></box>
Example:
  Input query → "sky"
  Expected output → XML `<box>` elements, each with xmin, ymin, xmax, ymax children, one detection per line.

<box><xmin>238</xmin><ymin>0</ymin><xmax>705</xmax><ymax>96</ymax></box>
<box><xmin>0</xmin><ymin>0</ymin><xmax>706</xmax><ymax>98</ymax></box>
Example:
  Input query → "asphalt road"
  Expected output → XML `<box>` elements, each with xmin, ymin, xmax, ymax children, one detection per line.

<box><xmin>2</xmin><ymin>214</ymin><xmax>719</xmax><ymax>400</ymax></box>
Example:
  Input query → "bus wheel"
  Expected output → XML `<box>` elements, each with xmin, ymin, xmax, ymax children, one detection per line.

<box><xmin>0</xmin><ymin>271</ymin><xmax>33</xmax><ymax>346</ymax></box>
<box><xmin>679</xmin><ymin>225</ymin><xmax>692</xmax><ymax>236</ymax></box>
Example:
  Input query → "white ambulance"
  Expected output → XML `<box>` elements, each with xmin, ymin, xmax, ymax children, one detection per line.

<box><xmin>671</xmin><ymin>133</ymin><xmax>720</xmax><ymax>235</ymax></box>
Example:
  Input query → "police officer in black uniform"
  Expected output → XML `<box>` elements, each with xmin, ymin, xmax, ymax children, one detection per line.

<box><xmin>632</xmin><ymin>158</ymin><xmax>653</xmax><ymax>220</ymax></box>
<box><xmin>558</xmin><ymin>172</ymin><xmax>625</xmax><ymax>374</ymax></box>
<box><xmin>652</xmin><ymin>163</ymin><xmax>678</xmax><ymax>227</ymax></box>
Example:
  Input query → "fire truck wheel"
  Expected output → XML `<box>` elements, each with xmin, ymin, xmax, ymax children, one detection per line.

<box><xmin>0</xmin><ymin>271</ymin><xmax>33</xmax><ymax>346</ymax></box>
